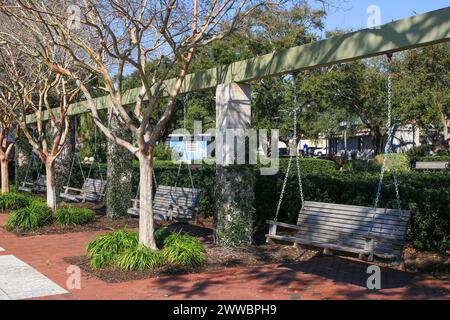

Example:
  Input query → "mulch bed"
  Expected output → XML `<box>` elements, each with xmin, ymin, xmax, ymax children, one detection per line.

<box><xmin>5</xmin><ymin>215</ymin><xmax>140</xmax><ymax>237</ymax></box>
<box><xmin>64</xmin><ymin>242</ymin><xmax>319</xmax><ymax>283</ymax></box>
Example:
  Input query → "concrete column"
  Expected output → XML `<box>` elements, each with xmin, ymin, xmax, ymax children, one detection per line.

<box><xmin>214</xmin><ymin>82</ymin><xmax>255</xmax><ymax>247</ymax></box>
<box><xmin>106</xmin><ymin>110</ymin><xmax>133</xmax><ymax>219</ymax></box>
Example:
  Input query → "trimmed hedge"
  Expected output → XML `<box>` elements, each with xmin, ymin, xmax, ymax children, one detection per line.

<box><xmin>421</xmin><ymin>156</ymin><xmax>450</xmax><ymax>162</ymax></box>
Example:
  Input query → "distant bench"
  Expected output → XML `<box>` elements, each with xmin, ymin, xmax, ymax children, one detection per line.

<box><xmin>413</xmin><ymin>161</ymin><xmax>448</xmax><ymax>170</ymax></box>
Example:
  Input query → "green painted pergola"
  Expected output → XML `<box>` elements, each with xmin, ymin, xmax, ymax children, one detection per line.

<box><xmin>26</xmin><ymin>6</ymin><xmax>450</xmax><ymax>123</ymax></box>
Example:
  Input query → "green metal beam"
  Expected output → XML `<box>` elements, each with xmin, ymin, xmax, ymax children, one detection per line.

<box><xmin>26</xmin><ymin>6</ymin><xmax>450</xmax><ymax>123</ymax></box>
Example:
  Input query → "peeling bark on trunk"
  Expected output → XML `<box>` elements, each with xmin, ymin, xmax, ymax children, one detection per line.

<box><xmin>46</xmin><ymin>161</ymin><xmax>56</xmax><ymax>211</ymax></box>
<box><xmin>1</xmin><ymin>158</ymin><xmax>9</xmax><ymax>194</ymax></box>
<box><xmin>138</xmin><ymin>154</ymin><xmax>157</xmax><ymax>250</ymax></box>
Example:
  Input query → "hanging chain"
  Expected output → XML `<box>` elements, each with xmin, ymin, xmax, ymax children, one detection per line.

<box><xmin>174</xmin><ymin>94</ymin><xmax>196</xmax><ymax>192</ymax></box>
<box><xmin>274</xmin><ymin>92</ymin><xmax>304</xmax><ymax>221</ymax></box>
<box><xmin>372</xmin><ymin>54</ymin><xmax>403</xmax><ymax>227</ymax></box>
<box><xmin>293</xmin><ymin>95</ymin><xmax>305</xmax><ymax>209</ymax></box>
<box><xmin>274</xmin><ymin>153</ymin><xmax>292</xmax><ymax>222</ymax></box>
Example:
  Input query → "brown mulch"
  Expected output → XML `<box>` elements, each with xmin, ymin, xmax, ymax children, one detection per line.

<box><xmin>1</xmin><ymin>214</ymin><xmax>140</xmax><ymax>237</ymax></box>
<box><xmin>64</xmin><ymin>242</ymin><xmax>319</xmax><ymax>283</ymax></box>
<box><xmin>403</xmin><ymin>247</ymin><xmax>450</xmax><ymax>279</ymax></box>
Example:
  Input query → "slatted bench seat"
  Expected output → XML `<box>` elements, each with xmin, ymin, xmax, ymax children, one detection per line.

<box><xmin>266</xmin><ymin>201</ymin><xmax>411</xmax><ymax>261</ymax></box>
<box><xmin>128</xmin><ymin>185</ymin><xmax>201</xmax><ymax>221</ymax></box>
<box><xmin>18</xmin><ymin>175</ymin><xmax>47</xmax><ymax>193</ymax></box>
<box><xmin>60</xmin><ymin>178</ymin><xmax>106</xmax><ymax>203</ymax></box>
<box><xmin>414</xmin><ymin>161</ymin><xmax>448</xmax><ymax>170</ymax></box>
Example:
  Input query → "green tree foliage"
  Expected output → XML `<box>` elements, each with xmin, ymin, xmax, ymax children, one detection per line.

<box><xmin>396</xmin><ymin>43</ymin><xmax>450</xmax><ymax>148</ymax></box>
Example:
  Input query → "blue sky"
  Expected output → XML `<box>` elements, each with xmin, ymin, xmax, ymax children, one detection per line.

<box><xmin>312</xmin><ymin>0</ymin><xmax>450</xmax><ymax>35</ymax></box>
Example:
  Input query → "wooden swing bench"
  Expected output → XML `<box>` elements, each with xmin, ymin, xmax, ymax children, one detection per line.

<box><xmin>60</xmin><ymin>178</ymin><xmax>106</xmax><ymax>203</ymax></box>
<box><xmin>266</xmin><ymin>201</ymin><xmax>411</xmax><ymax>261</ymax></box>
<box><xmin>127</xmin><ymin>185</ymin><xmax>201</xmax><ymax>222</ymax></box>
<box><xmin>18</xmin><ymin>175</ymin><xmax>47</xmax><ymax>193</ymax></box>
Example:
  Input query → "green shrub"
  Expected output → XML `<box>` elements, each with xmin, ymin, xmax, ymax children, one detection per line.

<box><xmin>268</xmin><ymin>158</ymin><xmax>337</xmax><ymax>174</ymax></box>
<box><xmin>342</xmin><ymin>160</ymin><xmax>380</xmax><ymax>173</ymax></box>
<box><xmin>87</xmin><ymin>230</ymin><xmax>138</xmax><ymax>268</ymax></box>
<box><xmin>0</xmin><ymin>193</ymin><xmax>31</xmax><ymax>211</ymax></box>
<box><xmin>153</xmin><ymin>143</ymin><xmax>174</xmax><ymax>161</ymax></box>
<box><xmin>116</xmin><ymin>245</ymin><xmax>165</xmax><ymax>271</ymax></box>
<box><xmin>163</xmin><ymin>233</ymin><xmax>206</xmax><ymax>267</ymax></box>
<box><xmin>406</xmin><ymin>145</ymin><xmax>433</xmax><ymax>161</ymax></box>
<box><xmin>5</xmin><ymin>202</ymin><xmax>53</xmax><ymax>231</ymax></box>
<box><xmin>256</xmin><ymin>171</ymin><xmax>450</xmax><ymax>252</ymax></box>
<box><xmin>155</xmin><ymin>227</ymin><xmax>172</xmax><ymax>248</ymax></box>
<box><xmin>421</xmin><ymin>156</ymin><xmax>450</xmax><ymax>162</ymax></box>
<box><xmin>436</xmin><ymin>150</ymin><xmax>450</xmax><ymax>157</ymax></box>
<box><xmin>374</xmin><ymin>153</ymin><xmax>411</xmax><ymax>172</ymax></box>
<box><xmin>55</xmin><ymin>206</ymin><xmax>95</xmax><ymax>226</ymax></box>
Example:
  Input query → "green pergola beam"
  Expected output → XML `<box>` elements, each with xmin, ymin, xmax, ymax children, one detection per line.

<box><xmin>26</xmin><ymin>6</ymin><xmax>450</xmax><ymax>123</ymax></box>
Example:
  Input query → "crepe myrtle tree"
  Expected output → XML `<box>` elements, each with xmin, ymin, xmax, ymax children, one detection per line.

<box><xmin>2</xmin><ymin>0</ymin><xmax>286</xmax><ymax>249</ymax></box>
<box><xmin>0</xmin><ymin>44</ymin><xmax>31</xmax><ymax>194</ymax></box>
<box><xmin>0</xmin><ymin>84</ymin><xmax>18</xmax><ymax>194</ymax></box>
<box><xmin>0</xmin><ymin>30</ymin><xmax>84</xmax><ymax>209</ymax></box>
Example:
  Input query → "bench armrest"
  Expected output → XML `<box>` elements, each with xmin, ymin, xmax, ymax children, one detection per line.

<box><xmin>266</xmin><ymin>220</ymin><xmax>302</xmax><ymax>231</ymax></box>
<box><xmin>64</xmin><ymin>187</ymin><xmax>83</xmax><ymax>193</ymax></box>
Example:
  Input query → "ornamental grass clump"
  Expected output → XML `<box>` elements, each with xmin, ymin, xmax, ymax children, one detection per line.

<box><xmin>162</xmin><ymin>233</ymin><xmax>206</xmax><ymax>267</ymax></box>
<box><xmin>5</xmin><ymin>201</ymin><xmax>53</xmax><ymax>231</ymax></box>
<box><xmin>115</xmin><ymin>245</ymin><xmax>165</xmax><ymax>271</ymax></box>
<box><xmin>87</xmin><ymin>230</ymin><xmax>138</xmax><ymax>268</ymax></box>
<box><xmin>0</xmin><ymin>193</ymin><xmax>31</xmax><ymax>211</ymax></box>
<box><xmin>55</xmin><ymin>206</ymin><xmax>95</xmax><ymax>226</ymax></box>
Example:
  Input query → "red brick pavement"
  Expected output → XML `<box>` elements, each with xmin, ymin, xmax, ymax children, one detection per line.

<box><xmin>0</xmin><ymin>214</ymin><xmax>449</xmax><ymax>300</ymax></box>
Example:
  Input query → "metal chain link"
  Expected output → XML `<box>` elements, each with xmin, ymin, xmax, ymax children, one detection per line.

<box><xmin>373</xmin><ymin>55</ymin><xmax>403</xmax><ymax>222</ymax></box>
<box><xmin>274</xmin><ymin>93</ymin><xmax>305</xmax><ymax>221</ymax></box>
<box><xmin>174</xmin><ymin>94</ymin><xmax>196</xmax><ymax>192</ymax></box>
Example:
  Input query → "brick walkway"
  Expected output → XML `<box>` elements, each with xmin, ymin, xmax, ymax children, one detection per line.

<box><xmin>0</xmin><ymin>214</ymin><xmax>449</xmax><ymax>300</ymax></box>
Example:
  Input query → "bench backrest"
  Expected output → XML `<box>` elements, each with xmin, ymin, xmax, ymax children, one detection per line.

<box><xmin>81</xmin><ymin>178</ymin><xmax>107</xmax><ymax>201</ymax></box>
<box><xmin>297</xmin><ymin>201</ymin><xmax>411</xmax><ymax>259</ymax></box>
<box><xmin>414</xmin><ymin>161</ymin><xmax>448</xmax><ymax>170</ymax></box>
<box><xmin>153</xmin><ymin>185</ymin><xmax>201</xmax><ymax>221</ymax></box>
<box><xmin>35</xmin><ymin>175</ymin><xmax>47</xmax><ymax>192</ymax></box>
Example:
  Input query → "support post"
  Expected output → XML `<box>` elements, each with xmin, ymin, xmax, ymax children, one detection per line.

<box><xmin>106</xmin><ymin>109</ymin><xmax>133</xmax><ymax>219</ymax></box>
<box><xmin>214</xmin><ymin>82</ymin><xmax>255</xmax><ymax>247</ymax></box>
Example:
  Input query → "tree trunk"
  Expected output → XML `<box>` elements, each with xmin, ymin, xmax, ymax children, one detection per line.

<box><xmin>1</xmin><ymin>158</ymin><xmax>9</xmax><ymax>194</ymax></box>
<box><xmin>46</xmin><ymin>160</ymin><xmax>57</xmax><ymax>211</ymax></box>
<box><xmin>372</xmin><ymin>127</ymin><xmax>383</xmax><ymax>155</ymax></box>
<box><xmin>138</xmin><ymin>154</ymin><xmax>157</xmax><ymax>250</ymax></box>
